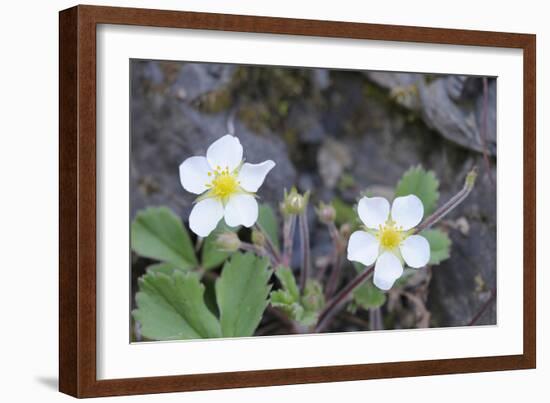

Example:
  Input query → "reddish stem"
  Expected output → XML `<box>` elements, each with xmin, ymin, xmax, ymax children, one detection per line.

<box><xmin>315</xmin><ymin>266</ymin><xmax>375</xmax><ymax>332</ymax></box>
<box><xmin>413</xmin><ymin>168</ymin><xmax>476</xmax><ymax>234</ymax></box>
<box><xmin>479</xmin><ymin>77</ymin><xmax>495</xmax><ymax>186</ymax></box>
<box><xmin>254</xmin><ymin>222</ymin><xmax>282</xmax><ymax>264</ymax></box>
<box><xmin>325</xmin><ymin>222</ymin><xmax>344</xmax><ymax>298</ymax></box>
<box><xmin>468</xmin><ymin>288</ymin><xmax>496</xmax><ymax>326</ymax></box>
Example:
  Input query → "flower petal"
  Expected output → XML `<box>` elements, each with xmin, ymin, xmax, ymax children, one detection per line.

<box><xmin>357</xmin><ymin>196</ymin><xmax>390</xmax><ymax>229</ymax></box>
<box><xmin>224</xmin><ymin>194</ymin><xmax>259</xmax><ymax>228</ymax></box>
<box><xmin>179</xmin><ymin>156</ymin><xmax>210</xmax><ymax>195</ymax></box>
<box><xmin>347</xmin><ymin>230</ymin><xmax>380</xmax><ymax>266</ymax></box>
<box><xmin>206</xmin><ymin>134</ymin><xmax>243</xmax><ymax>171</ymax></box>
<box><xmin>391</xmin><ymin>195</ymin><xmax>424</xmax><ymax>231</ymax></box>
<box><xmin>238</xmin><ymin>160</ymin><xmax>275</xmax><ymax>192</ymax></box>
<box><xmin>373</xmin><ymin>251</ymin><xmax>403</xmax><ymax>291</ymax></box>
<box><xmin>189</xmin><ymin>198</ymin><xmax>224</xmax><ymax>237</ymax></box>
<box><xmin>400</xmin><ymin>235</ymin><xmax>430</xmax><ymax>268</ymax></box>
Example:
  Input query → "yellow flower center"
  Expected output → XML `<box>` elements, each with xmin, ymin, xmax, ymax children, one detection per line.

<box><xmin>377</xmin><ymin>222</ymin><xmax>403</xmax><ymax>251</ymax></box>
<box><xmin>206</xmin><ymin>166</ymin><xmax>240</xmax><ymax>200</ymax></box>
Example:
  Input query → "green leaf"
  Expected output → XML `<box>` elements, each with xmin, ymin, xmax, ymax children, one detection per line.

<box><xmin>258</xmin><ymin>203</ymin><xmax>280</xmax><ymax>250</ymax></box>
<box><xmin>353</xmin><ymin>280</ymin><xmax>386</xmax><ymax>310</ymax></box>
<box><xmin>301</xmin><ymin>280</ymin><xmax>325</xmax><ymax>318</ymax></box>
<box><xmin>270</xmin><ymin>267</ymin><xmax>324</xmax><ymax>326</ymax></box>
<box><xmin>131</xmin><ymin>207</ymin><xmax>197</xmax><ymax>269</ymax></box>
<box><xmin>333</xmin><ymin>197</ymin><xmax>360</xmax><ymax>229</ymax></box>
<box><xmin>395</xmin><ymin>166</ymin><xmax>440</xmax><ymax>215</ymax></box>
<box><xmin>216</xmin><ymin>252</ymin><xmax>272</xmax><ymax>337</ymax></box>
<box><xmin>271</xmin><ymin>293</ymin><xmax>304</xmax><ymax>322</ymax></box>
<box><xmin>146</xmin><ymin>262</ymin><xmax>186</xmax><ymax>275</ymax></box>
<box><xmin>201</xmin><ymin>222</ymin><xmax>238</xmax><ymax>270</ymax></box>
<box><xmin>132</xmin><ymin>271</ymin><xmax>221</xmax><ymax>340</ymax></box>
<box><xmin>394</xmin><ymin>268</ymin><xmax>417</xmax><ymax>287</ymax></box>
<box><xmin>421</xmin><ymin>229</ymin><xmax>452</xmax><ymax>265</ymax></box>
<box><xmin>274</xmin><ymin>266</ymin><xmax>300</xmax><ymax>302</ymax></box>
<box><xmin>202</xmin><ymin>276</ymin><xmax>220</xmax><ymax>317</ymax></box>
<box><xmin>270</xmin><ymin>268</ymin><xmax>304</xmax><ymax>322</ymax></box>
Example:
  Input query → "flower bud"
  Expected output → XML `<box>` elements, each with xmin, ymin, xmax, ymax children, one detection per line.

<box><xmin>315</xmin><ymin>201</ymin><xmax>336</xmax><ymax>224</ymax></box>
<box><xmin>302</xmin><ymin>280</ymin><xmax>325</xmax><ymax>313</ymax></box>
<box><xmin>251</xmin><ymin>229</ymin><xmax>266</xmax><ymax>248</ymax></box>
<box><xmin>281</xmin><ymin>187</ymin><xmax>310</xmax><ymax>215</ymax></box>
<box><xmin>465</xmin><ymin>167</ymin><xmax>478</xmax><ymax>191</ymax></box>
<box><xmin>215</xmin><ymin>231</ymin><xmax>241</xmax><ymax>252</ymax></box>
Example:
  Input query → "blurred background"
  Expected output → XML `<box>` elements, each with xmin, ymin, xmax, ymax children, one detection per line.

<box><xmin>130</xmin><ymin>60</ymin><xmax>497</xmax><ymax>332</ymax></box>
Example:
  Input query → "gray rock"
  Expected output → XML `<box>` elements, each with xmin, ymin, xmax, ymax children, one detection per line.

<box><xmin>312</xmin><ymin>68</ymin><xmax>331</xmax><ymax>91</ymax></box>
<box><xmin>365</xmin><ymin>72</ymin><xmax>497</xmax><ymax>155</ymax></box>
<box><xmin>288</xmin><ymin>102</ymin><xmax>326</xmax><ymax>144</ymax></box>
<box><xmin>172</xmin><ymin>63</ymin><xmax>236</xmax><ymax>102</ymax></box>
<box><xmin>130</xmin><ymin>61</ymin><xmax>297</xmax><ymax>221</ymax></box>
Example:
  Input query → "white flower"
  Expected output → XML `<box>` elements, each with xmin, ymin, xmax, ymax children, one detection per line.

<box><xmin>347</xmin><ymin>195</ymin><xmax>430</xmax><ymax>290</ymax></box>
<box><xmin>179</xmin><ymin>134</ymin><xmax>275</xmax><ymax>237</ymax></box>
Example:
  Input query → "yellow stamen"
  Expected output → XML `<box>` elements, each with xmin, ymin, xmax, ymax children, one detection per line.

<box><xmin>377</xmin><ymin>221</ymin><xmax>404</xmax><ymax>251</ymax></box>
<box><xmin>206</xmin><ymin>167</ymin><xmax>240</xmax><ymax>199</ymax></box>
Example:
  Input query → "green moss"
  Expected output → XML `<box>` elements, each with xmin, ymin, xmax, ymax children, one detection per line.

<box><xmin>220</xmin><ymin>66</ymin><xmax>317</xmax><ymax>137</ymax></box>
<box><xmin>157</xmin><ymin>61</ymin><xmax>180</xmax><ymax>84</ymax></box>
<box><xmin>423</xmin><ymin>74</ymin><xmax>441</xmax><ymax>84</ymax></box>
<box><xmin>196</xmin><ymin>89</ymin><xmax>232</xmax><ymax>114</ymax></box>
<box><xmin>282</xmin><ymin>128</ymin><xmax>298</xmax><ymax>146</ymax></box>
<box><xmin>237</xmin><ymin>102</ymin><xmax>272</xmax><ymax>134</ymax></box>
<box><xmin>277</xmin><ymin>100</ymin><xmax>290</xmax><ymax>117</ymax></box>
<box><xmin>363</xmin><ymin>80</ymin><xmax>391</xmax><ymax>104</ymax></box>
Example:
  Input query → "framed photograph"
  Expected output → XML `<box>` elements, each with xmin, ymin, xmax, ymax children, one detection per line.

<box><xmin>59</xmin><ymin>4</ymin><xmax>536</xmax><ymax>397</ymax></box>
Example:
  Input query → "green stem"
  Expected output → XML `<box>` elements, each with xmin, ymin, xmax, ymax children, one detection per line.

<box><xmin>282</xmin><ymin>214</ymin><xmax>297</xmax><ymax>266</ymax></box>
<box><xmin>299</xmin><ymin>210</ymin><xmax>311</xmax><ymax>292</ymax></box>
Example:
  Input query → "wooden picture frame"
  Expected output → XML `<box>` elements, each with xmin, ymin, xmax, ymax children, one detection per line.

<box><xmin>59</xmin><ymin>4</ymin><xmax>536</xmax><ymax>397</ymax></box>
